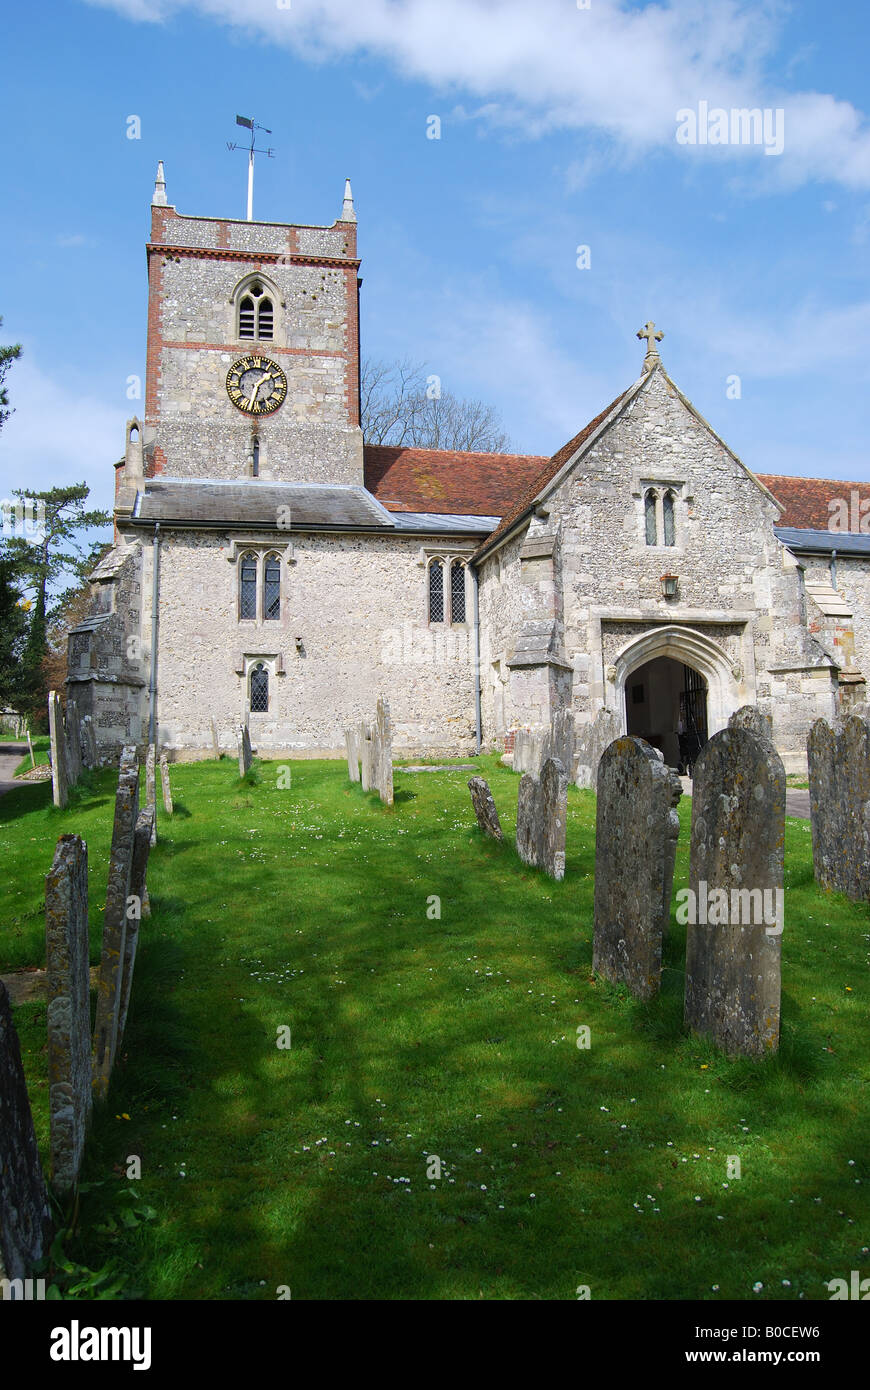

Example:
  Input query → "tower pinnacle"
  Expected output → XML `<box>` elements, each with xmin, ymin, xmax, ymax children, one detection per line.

<box><xmin>152</xmin><ymin>161</ymin><xmax>167</xmax><ymax>207</ymax></box>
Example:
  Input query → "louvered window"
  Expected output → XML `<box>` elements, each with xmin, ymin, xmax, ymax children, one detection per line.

<box><xmin>264</xmin><ymin>556</ymin><xmax>280</xmax><ymax>621</ymax></box>
<box><xmin>428</xmin><ymin>560</ymin><xmax>444</xmax><ymax>623</ymax></box>
<box><xmin>257</xmin><ymin>299</ymin><xmax>273</xmax><ymax>340</ymax></box>
<box><xmin>239</xmin><ymin>297</ymin><xmax>256</xmax><ymax>339</ymax></box>
<box><xmin>450</xmin><ymin>561</ymin><xmax>467</xmax><ymax>623</ymax></box>
<box><xmin>250</xmin><ymin>663</ymin><xmax>269</xmax><ymax>712</ymax></box>
<box><xmin>240</xmin><ymin>555</ymin><xmax>257</xmax><ymax>619</ymax></box>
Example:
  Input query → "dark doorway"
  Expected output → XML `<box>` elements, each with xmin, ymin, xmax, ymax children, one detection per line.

<box><xmin>625</xmin><ymin>657</ymin><xmax>708</xmax><ymax>774</ymax></box>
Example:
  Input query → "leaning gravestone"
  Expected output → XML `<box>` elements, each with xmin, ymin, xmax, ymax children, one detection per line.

<box><xmin>238</xmin><ymin>725</ymin><xmax>253</xmax><ymax>778</ymax></box>
<box><xmin>159</xmin><ymin>752</ymin><xmax>173</xmax><ymax>817</ymax></box>
<box><xmin>467</xmin><ymin>776</ymin><xmax>504</xmax><ymax>842</ymax></box>
<box><xmin>684</xmin><ymin>726</ymin><xmax>785</xmax><ymax>1057</ymax></box>
<box><xmin>45</xmin><ymin>834</ymin><xmax>92</xmax><ymax>1194</ymax></box>
<box><xmin>375</xmin><ymin>696</ymin><xmax>394</xmax><ymax>807</ymax></box>
<box><xmin>807</xmin><ymin>714</ymin><xmax>870</xmax><ymax>902</ymax></box>
<box><xmin>575</xmin><ymin>706</ymin><xmax>621</xmax><ymax>788</ymax></box>
<box><xmin>0</xmin><ymin>981</ymin><xmax>54</xmax><ymax>1280</ymax></box>
<box><xmin>360</xmin><ymin>723</ymin><xmax>374</xmax><ymax>792</ymax></box>
<box><xmin>345</xmin><ymin>726</ymin><xmax>360</xmax><ymax>783</ymax></box>
<box><xmin>729</xmin><ymin>704</ymin><xmax>774</xmax><ymax>744</ymax></box>
<box><xmin>47</xmin><ymin>690</ymin><xmax>69</xmax><ymax>809</ymax></box>
<box><xmin>145</xmin><ymin>743</ymin><xmax>157</xmax><ymax>845</ymax></box>
<box><xmin>92</xmin><ymin>749</ymin><xmax>139</xmax><ymax>1101</ymax></box>
<box><xmin>592</xmin><ymin>737</ymin><xmax>682</xmax><ymax>1000</ymax></box>
<box><xmin>516</xmin><ymin>771</ymin><xmax>541</xmax><ymax>868</ymax></box>
<box><xmin>117</xmin><ymin>808</ymin><xmax>154</xmax><ymax>1045</ymax></box>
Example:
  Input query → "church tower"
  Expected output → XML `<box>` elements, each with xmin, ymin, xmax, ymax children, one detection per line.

<box><xmin>133</xmin><ymin>163</ymin><xmax>362</xmax><ymax>490</ymax></box>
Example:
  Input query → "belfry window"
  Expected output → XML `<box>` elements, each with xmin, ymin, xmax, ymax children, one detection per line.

<box><xmin>240</xmin><ymin>554</ymin><xmax>258</xmax><ymax>619</ymax></box>
<box><xmin>264</xmin><ymin>556</ymin><xmax>281</xmax><ymax>621</ymax></box>
<box><xmin>250</xmin><ymin>663</ymin><xmax>269</xmax><ymax>713</ymax></box>
<box><xmin>238</xmin><ymin>282</ymin><xmax>274</xmax><ymax>341</ymax></box>
<box><xmin>644</xmin><ymin>490</ymin><xmax>658</xmax><ymax>546</ymax></box>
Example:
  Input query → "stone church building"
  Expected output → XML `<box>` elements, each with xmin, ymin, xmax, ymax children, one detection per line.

<box><xmin>67</xmin><ymin>166</ymin><xmax>869</xmax><ymax>776</ymax></box>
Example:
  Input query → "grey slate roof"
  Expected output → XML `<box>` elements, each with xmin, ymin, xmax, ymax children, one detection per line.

<box><xmin>128</xmin><ymin>480</ymin><xmax>496</xmax><ymax>536</ymax></box>
<box><xmin>775</xmin><ymin>526</ymin><xmax>870</xmax><ymax>557</ymax></box>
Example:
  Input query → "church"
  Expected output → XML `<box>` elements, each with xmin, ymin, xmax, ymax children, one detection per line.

<box><xmin>66</xmin><ymin>165</ymin><xmax>869</xmax><ymax>777</ymax></box>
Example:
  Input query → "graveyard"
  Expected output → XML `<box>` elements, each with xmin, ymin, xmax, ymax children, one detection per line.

<box><xmin>1</xmin><ymin>747</ymin><xmax>867</xmax><ymax>1301</ymax></box>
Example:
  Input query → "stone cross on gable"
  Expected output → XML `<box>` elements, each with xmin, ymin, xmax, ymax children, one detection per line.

<box><xmin>637</xmin><ymin>321</ymin><xmax>664</xmax><ymax>370</ymax></box>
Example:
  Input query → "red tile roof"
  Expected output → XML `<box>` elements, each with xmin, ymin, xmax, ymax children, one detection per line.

<box><xmin>364</xmin><ymin>444</ymin><xmax>547</xmax><ymax>516</ymax></box>
<box><xmin>757</xmin><ymin>474</ymin><xmax>867</xmax><ymax>531</ymax></box>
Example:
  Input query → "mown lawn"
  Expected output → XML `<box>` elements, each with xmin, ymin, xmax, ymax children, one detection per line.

<box><xmin>1</xmin><ymin>755</ymin><xmax>867</xmax><ymax>1301</ymax></box>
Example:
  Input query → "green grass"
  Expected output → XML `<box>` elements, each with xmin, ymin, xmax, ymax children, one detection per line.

<box><xmin>1</xmin><ymin>756</ymin><xmax>867</xmax><ymax>1301</ymax></box>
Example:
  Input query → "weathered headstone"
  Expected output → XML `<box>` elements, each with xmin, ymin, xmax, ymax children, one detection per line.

<box><xmin>807</xmin><ymin>714</ymin><xmax>870</xmax><ymax>902</ymax></box>
<box><xmin>360</xmin><ymin>723</ymin><xmax>374</xmax><ymax>792</ymax></box>
<box><xmin>542</xmin><ymin>707</ymin><xmax>575</xmax><ymax>781</ymax></box>
<box><xmin>159</xmin><ymin>752</ymin><xmax>173</xmax><ymax>816</ymax></box>
<box><xmin>539</xmin><ymin>756</ymin><xmax>568</xmax><ymax>880</ymax></box>
<box><xmin>513</xmin><ymin>727</ymin><xmax>544</xmax><ymax>777</ymax></box>
<box><xmin>117</xmin><ymin>808</ymin><xmax>154</xmax><ymax>1045</ymax></box>
<box><xmin>80</xmin><ymin>715</ymin><xmax>98</xmax><ymax>770</ymax></box>
<box><xmin>575</xmin><ymin>706</ymin><xmax>621</xmax><ymax>788</ymax></box>
<box><xmin>92</xmin><ymin>749</ymin><xmax>139</xmax><ymax>1100</ymax></box>
<box><xmin>516</xmin><ymin>772</ymin><xmax>542</xmax><ymax>868</ymax></box>
<box><xmin>238</xmin><ymin>725</ymin><xmax>253</xmax><ymax>778</ymax></box>
<box><xmin>210</xmin><ymin>717</ymin><xmax>221</xmax><ymax>760</ymax></box>
<box><xmin>345</xmin><ymin>726</ymin><xmax>360</xmax><ymax>782</ymax></box>
<box><xmin>729</xmin><ymin>704</ymin><xmax>773</xmax><ymax>744</ymax></box>
<box><xmin>45</xmin><ymin>834</ymin><xmax>92</xmax><ymax>1194</ymax></box>
<box><xmin>467</xmin><ymin>776</ymin><xmax>504</xmax><ymax>841</ymax></box>
<box><xmin>684</xmin><ymin>726</ymin><xmax>785</xmax><ymax>1057</ymax></box>
<box><xmin>47</xmin><ymin>690</ymin><xmax>68</xmax><ymax>809</ymax></box>
<box><xmin>375</xmin><ymin>695</ymin><xmax>394</xmax><ymax>807</ymax></box>
<box><xmin>64</xmin><ymin>698</ymin><xmax>82</xmax><ymax>785</ymax></box>
<box><xmin>592</xmin><ymin>737</ymin><xmax>682</xmax><ymax>1000</ymax></box>
<box><xmin>0</xmin><ymin>981</ymin><xmax>53</xmax><ymax>1280</ymax></box>
<box><xmin>145</xmin><ymin>742</ymin><xmax>157</xmax><ymax>845</ymax></box>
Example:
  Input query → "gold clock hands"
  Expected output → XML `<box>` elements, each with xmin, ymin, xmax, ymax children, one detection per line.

<box><xmin>247</xmin><ymin>371</ymin><xmax>271</xmax><ymax>408</ymax></box>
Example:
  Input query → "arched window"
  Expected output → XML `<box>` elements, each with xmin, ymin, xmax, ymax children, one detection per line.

<box><xmin>662</xmin><ymin>490</ymin><xmax>676</xmax><ymax>547</ymax></box>
<box><xmin>250</xmin><ymin>662</ymin><xmax>269</xmax><ymax>712</ymax></box>
<box><xmin>644</xmin><ymin>490</ymin><xmax>658</xmax><ymax>546</ymax></box>
<box><xmin>428</xmin><ymin>559</ymin><xmax>445</xmax><ymax>623</ymax></box>
<box><xmin>237</xmin><ymin>281</ymin><xmax>274</xmax><ymax>341</ymax></box>
<box><xmin>264</xmin><ymin>555</ymin><xmax>281</xmax><ymax>621</ymax></box>
<box><xmin>450</xmin><ymin>560</ymin><xmax>467</xmax><ymax>623</ymax></box>
<box><xmin>240</xmin><ymin>554</ymin><xmax>258</xmax><ymax>619</ymax></box>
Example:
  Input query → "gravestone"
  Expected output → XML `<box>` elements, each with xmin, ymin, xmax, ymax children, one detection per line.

<box><xmin>159</xmin><ymin>752</ymin><xmax>173</xmax><ymax>816</ymax></box>
<box><xmin>539</xmin><ymin>756</ymin><xmax>568</xmax><ymax>881</ymax></box>
<box><xmin>467</xmin><ymin>776</ymin><xmax>504</xmax><ymax>841</ymax></box>
<box><xmin>592</xmin><ymin>737</ymin><xmax>682</xmax><ymax>1000</ymax></box>
<box><xmin>684</xmin><ymin>726</ymin><xmax>785</xmax><ymax>1057</ymax></box>
<box><xmin>575</xmin><ymin>707</ymin><xmax>621</xmax><ymax>788</ymax></box>
<box><xmin>345</xmin><ymin>726</ymin><xmax>360</xmax><ymax>782</ymax></box>
<box><xmin>80</xmin><ymin>715</ymin><xmax>98</xmax><ymax>770</ymax></box>
<box><xmin>0</xmin><ymin>982</ymin><xmax>54</xmax><ymax>1280</ymax></box>
<box><xmin>360</xmin><ymin>723</ymin><xmax>374</xmax><ymax>792</ymax></box>
<box><xmin>45</xmin><ymin>834</ymin><xmax>92</xmax><ymax>1194</ymax></box>
<box><xmin>375</xmin><ymin>696</ymin><xmax>394</xmax><ymax>807</ymax></box>
<box><xmin>47</xmin><ymin>690</ymin><xmax>68</xmax><ymax>809</ymax></box>
<box><xmin>238</xmin><ymin>725</ymin><xmax>253</xmax><ymax>778</ymax></box>
<box><xmin>516</xmin><ymin>772</ymin><xmax>542</xmax><ymax>868</ymax></box>
<box><xmin>92</xmin><ymin>750</ymin><xmax>139</xmax><ymax>1100</ymax></box>
<box><xmin>210</xmin><ymin>718</ymin><xmax>221</xmax><ymax>760</ymax></box>
<box><xmin>807</xmin><ymin>714</ymin><xmax>870</xmax><ymax>902</ymax></box>
<box><xmin>542</xmin><ymin>707</ymin><xmax>575</xmax><ymax>781</ymax></box>
<box><xmin>729</xmin><ymin>704</ymin><xmax>773</xmax><ymax>744</ymax></box>
<box><xmin>513</xmin><ymin>727</ymin><xmax>544</xmax><ymax>777</ymax></box>
<box><xmin>117</xmin><ymin>808</ymin><xmax>154</xmax><ymax>1045</ymax></box>
<box><xmin>64</xmin><ymin>698</ymin><xmax>83</xmax><ymax>785</ymax></box>
<box><xmin>145</xmin><ymin>743</ymin><xmax>157</xmax><ymax>845</ymax></box>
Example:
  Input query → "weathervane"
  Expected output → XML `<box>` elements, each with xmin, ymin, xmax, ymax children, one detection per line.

<box><xmin>227</xmin><ymin>115</ymin><xmax>275</xmax><ymax>222</ymax></box>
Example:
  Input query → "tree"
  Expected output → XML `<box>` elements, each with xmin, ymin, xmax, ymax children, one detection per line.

<box><xmin>0</xmin><ymin>316</ymin><xmax>22</xmax><ymax>434</ymax></box>
<box><xmin>0</xmin><ymin>550</ymin><xmax>27</xmax><ymax>711</ymax></box>
<box><xmin>5</xmin><ymin>485</ymin><xmax>112</xmax><ymax>726</ymax></box>
<box><xmin>361</xmin><ymin>357</ymin><xmax>511</xmax><ymax>451</ymax></box>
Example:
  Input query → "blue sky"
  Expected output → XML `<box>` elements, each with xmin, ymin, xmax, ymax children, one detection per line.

<box><xmin>1</xmin><ymin>0</ymin><xmax>869</xmax><ymax>515</ymax></box>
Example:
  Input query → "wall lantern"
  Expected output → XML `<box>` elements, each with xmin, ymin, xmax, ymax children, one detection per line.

<box><xmin>660</xmin><ymin>573</ymin><xmax>679</xmax><ymax>599</ymax></box>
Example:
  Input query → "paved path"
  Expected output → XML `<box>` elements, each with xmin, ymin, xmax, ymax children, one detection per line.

<box><xmin>0</xmin><ymin>742</ymin><xmax>28</xmax><ymax>798</ymax></box>
<box><xmin>679</xmin><ymin>774</ymin><xmax>810</xmax><ymax>820</ymax></box>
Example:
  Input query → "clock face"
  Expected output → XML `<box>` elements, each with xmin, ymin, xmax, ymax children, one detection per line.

<box><xmin>226</xmin><ymin>355</ymin><xmax>287</xmax><ymax>416</ymax></box>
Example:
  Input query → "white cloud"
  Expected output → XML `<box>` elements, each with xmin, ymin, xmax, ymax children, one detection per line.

<box><xmin>0</xmin><ymin>355</ymin><xmax>126</xmax><ymax>514</ymax></box>
<box><xmin>81</xmin><ymin>0</ymin><xmax>870</xmax><ymax>190</ymax></box>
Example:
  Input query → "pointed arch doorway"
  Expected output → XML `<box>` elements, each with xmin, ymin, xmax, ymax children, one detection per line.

<box><xmin>625</xmin><ymin>657</ymin><xmax>707</xmax><ymax>774</ymax></box>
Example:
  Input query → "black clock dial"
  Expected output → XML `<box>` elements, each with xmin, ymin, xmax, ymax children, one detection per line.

<box><xmin>226</xmin><ymin>355</ymin><xmax>287</xmax><ymax>415</ymax></box>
